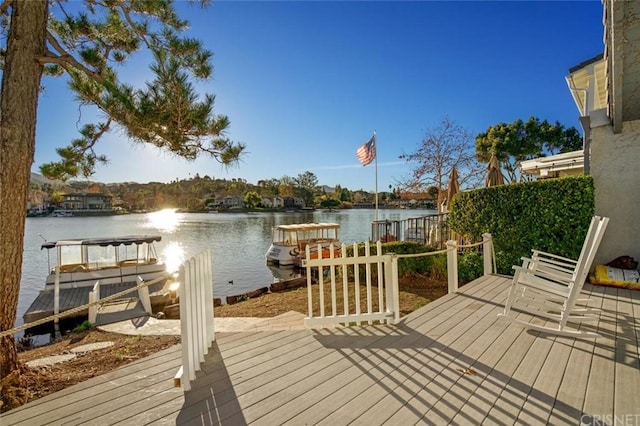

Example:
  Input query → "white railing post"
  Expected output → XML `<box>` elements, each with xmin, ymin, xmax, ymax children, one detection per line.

<box><xmin>446</xmin><ymin>240</ymin><xmax>458</xmax><ymax>294</ymax></box>
<box><xmin>188</xmin><ymin>259</ymin><xmax>200</xmax><ymax>367</ymax></box>
<box><xmin>176</xmin><ymin>250</ymin><xmax>216</xmax><ymax>390</ymax></box>
<box><xmin>54</xmin><ymin>266</ymin><xmax>60</xmax><ymax>320</ymax></box>
<box><xmin>353</xmin><ymin>243</ymin><xmax>361</xmax><ymax>320</ymax></box>
<box><xmin>304</xmin><ymin>246</ymin><xmax>313</xmax><ymax>320</ymax></box>
<box><xmin>178</xmin><ymin>259</ymin><xmax>194</xmax><ymax>390</ymax></box>
<box><xmin>390</xmin><ymin>254</ymin><xmax>400</xmax><ymax>324</ymax></box>
<box><xmin>376</xmin><ymin>241</ymin><xmax>384</xmax><ymax>319</ymax></box>
<box><xmin>137</xmin><ymin>276</ymin><xmax>152</xmax><ymax>314</ymax></box>
<box><xmin>195</xmin><ymin>255</ymin><xmax>204</xmax><ymax>360</ymax></box>
<box><xmin>88</xmin><ymin>281</ymin><xmax>100</xmax><ymax>324</ymax></box>
<box><xmin>205</xmin><ymin>250</ymin><xmax>215</xmax><ymax>344</ymax></box>
<box><xmin>341</xmin><ymin>243</ymin><xmax>349</xmax><ymax>317</ymax></box>
<box><xmin>482</xmin><ymin>233</ymin><xmax>493</xmax><ymax>276</ymax></box>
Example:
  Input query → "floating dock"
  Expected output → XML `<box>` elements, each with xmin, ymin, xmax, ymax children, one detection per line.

<box><xmin>23</xmin><ymin>280</ymin><xmax>171</xmax><ymax>326</ymax></box>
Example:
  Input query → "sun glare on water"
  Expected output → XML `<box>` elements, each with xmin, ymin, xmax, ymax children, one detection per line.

<box><xmin>146</xmin><ymin>208</ymin><xmax>181</xmax><ymax>233</ymax></box>
<box><xmin>145</xmin><ymin>208</ymin><xmax>185</xmax><ymax>272</ymax></box>
<box><xmin>162</xmin><ymin>242</ymin><xmax>185</xmax><ymax>273</ymax></box>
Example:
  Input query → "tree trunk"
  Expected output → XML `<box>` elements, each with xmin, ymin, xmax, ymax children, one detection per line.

<box><xmin>0</xmin><ymin>0</ymin><xmax>48</xmax><ymax>379</ymax></box>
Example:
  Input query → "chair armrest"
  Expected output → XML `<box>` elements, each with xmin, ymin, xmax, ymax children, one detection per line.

<box><xmin>513</xmin><ymin>263</ymin><xmax>574</xmax><ymax>285</ymax></box>
<box><xmin>531</xmin><ymin>249</ymin><xmax>577</xmax><ymax>264</ymax></box>
<box><xmin>522</xmin><ymin>256</ymin><xmax>575</xmax><ymax>276</ymax></box>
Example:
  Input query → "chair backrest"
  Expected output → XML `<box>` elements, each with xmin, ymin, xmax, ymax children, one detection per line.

<box><xmin>566</xmin><ymin>215</ymin><xmax>609</xmax><ymax>295</ymax></box>
<box><xmin>560</xmin><ymin>215</ymin><xmax>609</xmax><ymax>326</ymax></box>
<box><xmin>569</xmin><ymin>216</ymin><xmax>601</xmax><ymax>277</ymax></box>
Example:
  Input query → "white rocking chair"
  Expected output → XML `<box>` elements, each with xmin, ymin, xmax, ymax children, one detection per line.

<box><xmin>498</xmin><ymin>215</ymin><xmax>610</xmax><ymax>338</ymax></box>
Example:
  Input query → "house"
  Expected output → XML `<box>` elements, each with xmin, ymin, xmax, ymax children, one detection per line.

<box><xmin>61</xmin><ymin>192</ymin><xmax>113</xmax><ymax>211</ymax></box>
<box><xmin>283</xmin><ymin>197</ymin><xmax>304</xmax><ymax>209</ymax></box>
<box><xmin>222</xmin><ymin>195</ymin><xmax>244</xmax><ymax>209</ymax></box>
<box><xmin>262</xmin><ymin>196</ymin><xmax>284</xmax><ymax>208</ymax></box>
<box><xmin>563</xmin><ymin>1</ymin><xmax>640</xmax><ymax>264</ymax></box>
<box><xmin>520</xmin><ymin>149</ymin><xmax>585</xmax><ymax>179</ymax></box>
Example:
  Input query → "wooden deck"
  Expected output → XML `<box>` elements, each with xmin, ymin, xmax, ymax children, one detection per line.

<box><xmin>3</xmin><ymin>275</ymin><xmax>639</xmax><ymax>425</ymax></box>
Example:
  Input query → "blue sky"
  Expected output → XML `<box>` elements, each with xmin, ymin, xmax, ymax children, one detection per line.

<box><xmin>34</xmin><ymin>1</ymin><xmax>604</xmax><ymax>192</ymax></box>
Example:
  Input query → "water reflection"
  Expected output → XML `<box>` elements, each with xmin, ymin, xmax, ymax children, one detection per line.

<box><xmin>266</xmin><ymin>264</ymin><xmax>302</xmax><ymax>282</ymax></box>
<box><xmin>145</xmin><ymin>208</ymin><xmax>181</xmax><ymax>233</ymax></box>
<box><xmin>161</xmin><ymin>241</ymin><xmax>186</xmax><ymax>273</ymax></box>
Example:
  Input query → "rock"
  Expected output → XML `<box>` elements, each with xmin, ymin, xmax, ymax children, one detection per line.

<box><xmin>70</xmin><ymin>341</ymin><xmax>114</xmax><ymax>353</ymax></box>
<box><xmin>26</xmin><ymin>353</ymin><xmax>76</xmax><ymax>368</ymax></box>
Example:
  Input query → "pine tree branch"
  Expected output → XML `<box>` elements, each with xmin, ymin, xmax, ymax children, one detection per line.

<box><xmin>117</xmin><ymin>4</ymin><xmax>153</xmax><ymax>50</ymax></box>
<box><xmin>41</xmin><ymin>31</ymin><xmax>105</xmax><ymax>82</ymax></box>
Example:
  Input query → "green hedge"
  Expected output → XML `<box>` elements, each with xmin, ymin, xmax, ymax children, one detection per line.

<box><xmin>448</xmin><ymin>175</ymin><xmax>595</xmax><ymax>275</ymax></box>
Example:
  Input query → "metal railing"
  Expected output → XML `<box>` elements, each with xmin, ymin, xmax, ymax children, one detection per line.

<box><xmin>371</xmin><ymin>213</ymin><xmax>454</xmax><ymax>248</ymax></box>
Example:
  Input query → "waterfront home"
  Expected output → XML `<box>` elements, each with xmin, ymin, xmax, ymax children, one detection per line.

<box><xmin>222</xmin><ymin>195</ymin><xmax>244</xmax><ymax>209</ymax></box>
<box><xmin>262</xmin><ymin>196</ymin><xmax>284</xmax><ymax>208</ymax></box>
<box><xmin>60</xmin><ymin>192</ymin><xmax>113</xmax><ymax>211</ymax></box>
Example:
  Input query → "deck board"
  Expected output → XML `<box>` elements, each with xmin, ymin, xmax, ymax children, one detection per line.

<box><xmin>547</xmin><ymin>283</ymin><xmax>602</xmax><ymax>425</ymax></box>
<box><xmin>3</xmin><ymin>275</ymin><xmax>639</xmax><ymax>426</ymax></box>
<box><xmin>613</xmin><ymin>288</ymin><xmax>640</xmax><ymax>420</ymax></box>
<box><xmin>582</xmin><ymin>285</ymin><xmax>618</xmax><ymax>420</ymax></box>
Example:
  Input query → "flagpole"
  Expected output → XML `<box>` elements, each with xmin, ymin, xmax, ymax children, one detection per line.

<box><xmin>374</xmin><ymin>130</ymin><xmax>378</xmax><ymax>222</ymax></box>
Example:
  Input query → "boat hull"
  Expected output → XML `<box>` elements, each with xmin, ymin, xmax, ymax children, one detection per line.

<box><xmin>265</xmin><ymin>243</ymin><xmax>297</xmax><ymax>266</ymax></box>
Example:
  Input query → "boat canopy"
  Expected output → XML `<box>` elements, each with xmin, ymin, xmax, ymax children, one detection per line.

<box><xmin>274</xmin><ymin>223</ymin><xmax>339</xmax><ymax>231</ymax></box>
<box><xmin>41</xmin><ymin>235</ymin><xmax>162</xmax><ymax>250</ymax></box>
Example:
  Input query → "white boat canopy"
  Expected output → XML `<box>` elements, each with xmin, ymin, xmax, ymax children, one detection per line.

<box><xmin>41</xmin><ymin>235</ymin><xmax>162</xmax><ymax>250</ymax></box>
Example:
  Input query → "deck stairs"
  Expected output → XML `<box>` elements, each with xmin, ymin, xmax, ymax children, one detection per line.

<box><xmin>89</xmin><ymin>277</ymin><xmax>153</xmax><ymax>326</ymax></box>
<box><xmin>93</xmin><ymin>297</ymin><xmax>150</xmax><ymax>326</ymax></box>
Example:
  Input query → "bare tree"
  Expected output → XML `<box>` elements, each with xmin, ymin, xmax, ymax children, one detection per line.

<box><xmin>398</xmin><ymin>117</ymin><xmax>483</xmax><ymax>212</ymax></box>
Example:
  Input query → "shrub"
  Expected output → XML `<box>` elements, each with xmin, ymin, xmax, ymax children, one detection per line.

<box><xmin>458</xmin><ymin>250</ymin><xmax>483</xmax><ymax>283</ymax></box>
<box><xmin>449</xmin><ymin>175</ymin><xmax>594</xmax><ymax>274</ymax></box>
<box><xmin>72</xmin><ymin>320</ymin><xmax>92</xmax><ymax>333</ymax></box>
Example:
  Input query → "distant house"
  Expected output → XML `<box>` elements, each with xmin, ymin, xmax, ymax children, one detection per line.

<box><xmin>283</xmin><ymin>197</ymin><xmax>304</xmax><ymax>209</ymax></box>
<box><xmin>222</xmin><ymin>195</ymin><xmax>244</xmax><ymax>209</ymax></box>
<box><xmin>61</xmin><ymin>192</ymin><xmax>113</xmax><ymax>211</ymax></box>
<box><xmin>262</xmin><ymin>196</ymin><xmax>284</xmax><ymax>209</ymax></box>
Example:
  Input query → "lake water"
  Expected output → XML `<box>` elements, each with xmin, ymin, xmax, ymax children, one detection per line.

<box><xmin>17</xmin><ymin>208</ymin><xmax>436</xmax><ymax>327</ymax></box>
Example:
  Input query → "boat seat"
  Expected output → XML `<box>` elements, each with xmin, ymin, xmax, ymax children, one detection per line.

<box><xmin>59</xmin><ymin>263</ymin><xmax>88</xmax><ymax>272</ymax></box>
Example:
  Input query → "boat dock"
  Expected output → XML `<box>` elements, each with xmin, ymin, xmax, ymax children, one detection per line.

<box><xmin>23</xmin><ymin>280</ymin><xmax>170</xmax><ymax>326</ymax></box>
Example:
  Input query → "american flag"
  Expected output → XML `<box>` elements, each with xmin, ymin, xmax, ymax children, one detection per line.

<box><xmin>356</xmin><ymin>133</ymin><xmax>376</xmax><ymax>166</ymax></box>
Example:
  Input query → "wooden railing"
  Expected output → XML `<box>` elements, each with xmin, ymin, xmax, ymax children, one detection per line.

<box><xmin>175</xmin><ymin>250</ymin><xmax>214</xmax><ymax>391</ymax></box>
<box><xmin>302</xmin><ymin>234</ymin><xmax>494</xmax><ymax>326</ymax></box>
<box><xmin>303</xmin><ymin>241</ymin><xmax>400</xmax><ymax>326</ymax></box>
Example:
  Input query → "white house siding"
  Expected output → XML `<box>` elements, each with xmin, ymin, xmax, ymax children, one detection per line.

<box><xmin>591</xmin><ymin>118</ymin><xmax>640</xmax><ymax>265</ymax></box>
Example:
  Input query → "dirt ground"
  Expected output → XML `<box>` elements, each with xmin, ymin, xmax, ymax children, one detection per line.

<box><xmin>1</xmin><ymin>274</ymin><xmax>447</xmax><ymax>413</ymax></box>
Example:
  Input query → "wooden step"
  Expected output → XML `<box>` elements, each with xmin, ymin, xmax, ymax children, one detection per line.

<box><xmin>94</xmin><ymin>298</ymin><xmax>149</xmax><ymax>326</ymax></box>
